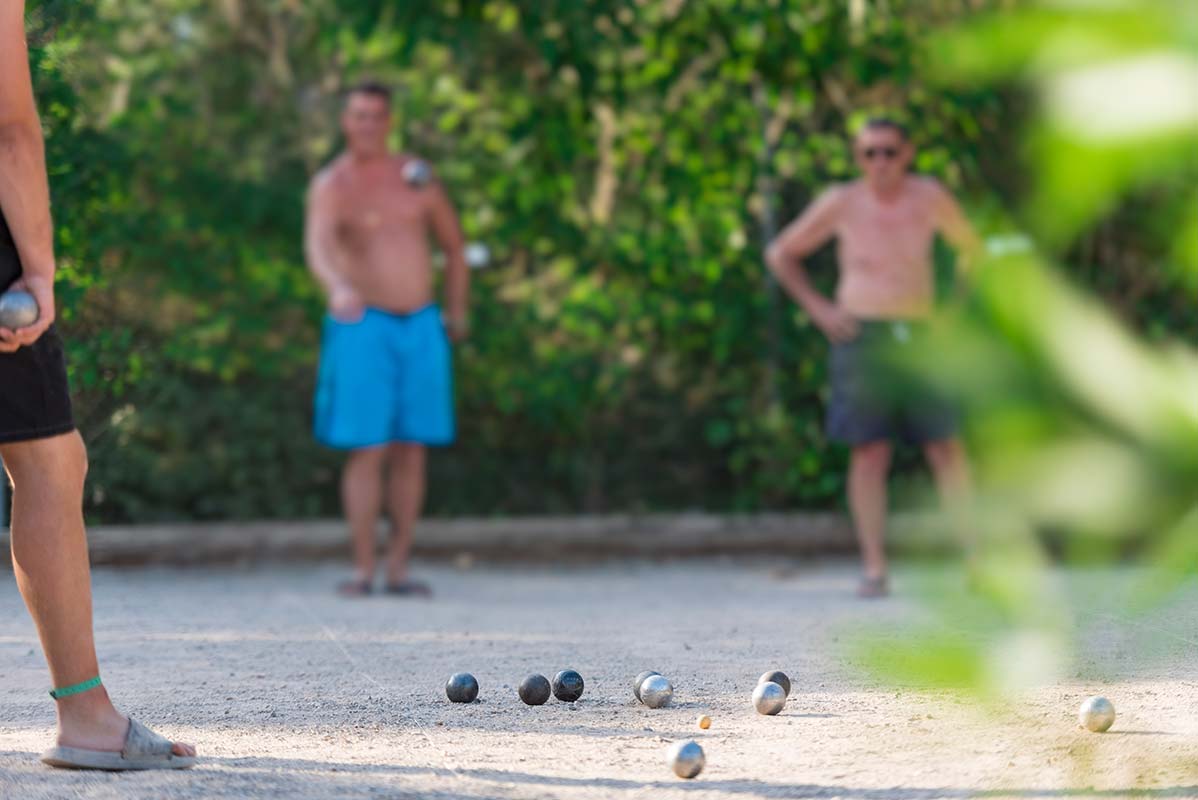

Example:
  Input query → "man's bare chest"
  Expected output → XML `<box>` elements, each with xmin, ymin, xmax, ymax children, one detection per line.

<box><xmin>840</xmin><ymin>197</ymin><xmax>934</xmax><ymax>242</ymax></box>
<box><xmin>337</xmin><ymin>182</ymin><xmax>426</xmax><ymax>238</ymax></box>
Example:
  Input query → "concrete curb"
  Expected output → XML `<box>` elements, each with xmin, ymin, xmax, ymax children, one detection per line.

<box><xmin>0</xmin><ymin>512</ymin><xmax>951</xmax><ymax>567</ymax></box>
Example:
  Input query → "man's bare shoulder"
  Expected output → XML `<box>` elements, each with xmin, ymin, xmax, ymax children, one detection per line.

<box><xmin>812</xmin><ymin>181</ymin><xmax>857</xmax><ymax>216</ymax></box>
<box><xmin>910</xmin><ymin>174</ymin><xmax>952</xmax><ymax>199</ymax></box>
<box><xmin>828</xmin><ymin>179</ymin><xmax>870</xmax><ymax>204</ymax></box>
<box><xmin>310</xmin><ymin>156</ymin><xmax>352</xmax><ymax>195</ymax></box>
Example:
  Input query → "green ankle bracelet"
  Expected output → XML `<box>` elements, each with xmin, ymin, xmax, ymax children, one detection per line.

<box><xmin>48</xmin><ymin>676</ymin><xmax>102</xmax><ymax>700</ymax></box>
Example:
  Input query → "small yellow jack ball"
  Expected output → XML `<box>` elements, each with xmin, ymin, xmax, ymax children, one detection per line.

<box><xmin>697</xmin><ymin>715</ymin><xmax>711</xmax><ymax>730</ymax></box>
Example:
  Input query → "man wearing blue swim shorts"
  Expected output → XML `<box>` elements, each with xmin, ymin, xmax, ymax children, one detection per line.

<box><xmin>305</xmin><ymin>81</ymin><xmax>469</xmax><ymax>597</ymax></box>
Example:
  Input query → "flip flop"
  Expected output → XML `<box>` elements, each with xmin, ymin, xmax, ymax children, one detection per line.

<box><xmin>384</xmin><ymin>579</ymin><xmax>433</xmax><ymax>598</ymax></box>
<box><xmin>337</xmin><ymin>578</ymin><xmax>373</xmax><ymax>597</ymax></box>
<box><xmin>857</xmin><ymin>575</ymin><xmax>890</xmax><ymax>599</ymax></box>
<box><xmin>41</xmin><ymin>718</ymin><xmax>196</xmax><ymax>771</ymax></box>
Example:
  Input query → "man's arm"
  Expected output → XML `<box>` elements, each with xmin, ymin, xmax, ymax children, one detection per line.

<box><xmin>931</xmin><ymin>182</ymin><xmax>982</xmax><ymax>280</ymax></box>
<box><xmin>0</xmin><ymin>0</ymin><xmax>56</xmax><ymax>350</ymax></box>
<box><xmin>764</xmin><ymin>186</ymin><xmax>857</xmax><ymax>343</ymax></box>
<box><xmin>426</xmin><ymin>176</ymin><xmax>468</xmax><ymax>341</ymax></box>
<box><xmin>304</xmin><ymin>169</ymin><xmax>361</xmax><ymax>321</ymax></box>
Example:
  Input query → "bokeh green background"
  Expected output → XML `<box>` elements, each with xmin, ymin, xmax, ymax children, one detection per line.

<box><xmin>23</xmin><ymin>0</ymin><xmax>1195</xmax><ymax>523</ymax></box>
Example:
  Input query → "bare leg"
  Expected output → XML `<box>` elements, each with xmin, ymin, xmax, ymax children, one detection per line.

<box><xmin>1</xmin><ymin>432</ymin><xmax>194</xmax><ymax>756</ymax></box>
<box><xmin>848</xmin><ymin>440</ymin><xmax>893</xmax><ymax>584</ymax></box>
<box><xmin>922</xmin><ymin>438</ymin><xmax>975</xmax><ymax>562</ymax></box>
<box><xmin>383</xmin><ymin>443</ymin><xmax>426</xmax><ymax>586</ymax></box>
<box><xmin>341</xmin><ymin>446</ymin><xmax>388</xmax><ymax>585</ymax></box>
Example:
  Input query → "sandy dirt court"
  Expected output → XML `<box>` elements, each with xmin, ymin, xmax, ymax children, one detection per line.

<box><xmin>1</xmin><ymin>559</ymin><xmax>1196</xmax><ymax>799</ymax></box>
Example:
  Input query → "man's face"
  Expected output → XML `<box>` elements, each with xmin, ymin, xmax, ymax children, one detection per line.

<box><xmin>342</xmin><ymin>93</ymin><xmax>391</xmax><ymax>156</ymax></box>
<box><xmin>854</xmin><ymin>127</ymin><xmax>913</xmax><ymax>189</ymax></box>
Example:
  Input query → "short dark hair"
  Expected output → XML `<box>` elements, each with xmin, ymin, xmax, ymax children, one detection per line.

<box><xmin>861</xmin><ymin>117</ymin><xmax>909</xmax><ymax>140</ymax></box>
<box><xmin>346</xmin><ymin>80</ymin><xmax>392</xmax><ymax>106</ymax></box>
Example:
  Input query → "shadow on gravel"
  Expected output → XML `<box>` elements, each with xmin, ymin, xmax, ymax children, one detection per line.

<box><xmin>2</xmin><ymin>750</ymin><xmax>1195</xmax><ymax>799</ymax></box>
<box><xmin>192</xmin><ymin>756</ymin><xmax>1198</xmax><ymax>800</ymax></box>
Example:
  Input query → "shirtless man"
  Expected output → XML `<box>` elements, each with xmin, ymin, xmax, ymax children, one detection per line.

<box><xmin>305</xmin><ymin>81</ymin><xmax>468</xmax><ymax>597</ymax></box>
<box><xmin>766</xmin><ymin>118</ymin><xmax>981</xmax><ymax>597</ymax></box>
<box><xmin>0</xmin><ymin>1</ymin><xmax>195</xmax><ymax>769</ymax></box>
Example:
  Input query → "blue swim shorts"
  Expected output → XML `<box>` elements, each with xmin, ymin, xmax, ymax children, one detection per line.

<box><xmin>314</xmin><ymin>305</ymin><xmax>455</xmax><ymax>449</ymax></box>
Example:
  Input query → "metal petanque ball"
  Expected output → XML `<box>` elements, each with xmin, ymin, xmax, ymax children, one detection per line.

<box><xmin>552</xmin><ymin>669</ymin><xmax>585</xmax><ymax>702</ymax></box>
<box><xmin>464</xmin><ymin>242</ymin><xmax>491</xmax><ymax>269</ymax></box>
<box><xmin>640</xmin><ymin>674</ymin><xmax>674</xmax><ymax>709</ymax></box>
<box><xmin>666</xmin><ymin>740</ymin><xmax>705</xmax><ymax>779</ymax></box>
<box><xmin>445</xmin><ymin>672</ymin><xmax>479</xmax><ymax>703</ymax></box>
<box><xmin>403</xmin><ymin>159</ymin><xmax>433</xmax><ymax>187</ymax></box>
<box><xmin>752</xmin><ymin>681</ymin><xmax>786</xmax><ymax>716</ymax></box>
<box><xmin>1078</xmin><ymin>696</ymin><xmax>1116</xmax><ymax>733</ymax></box>
<box><xmin>758</xmin><ymin>670</ymin><xmax>791</xmax><ymax>698</ymax></box>
<box><xmin>518</xmin><ymin>674</ymin><xmax>551</xmax><ymax>706</ymax></box>
<box><xmin>633</xmin><ymin>670</ymin><xmax>661</xmax><ymax>703</ymax></box>
<box><xmin>0</xmin><ymin>290</ymin><xmax>39</xmax><ymax>329</ymax></box>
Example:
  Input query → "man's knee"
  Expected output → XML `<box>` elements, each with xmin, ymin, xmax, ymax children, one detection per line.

<box><xmin>850</xmin><ymin>441</ymin><xmax>892</xmax><ymax>475</ymax></box>
<box><xmin>923</xmin><ymin>438</ymin><xmax>965</xmax><ymax>471</ymax></box>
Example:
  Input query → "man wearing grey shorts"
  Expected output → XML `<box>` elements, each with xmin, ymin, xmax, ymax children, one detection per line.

<box><xmin>765</xmin><ymin>118</ymin><xmax>981</xmax><ymax>597</ymax></box>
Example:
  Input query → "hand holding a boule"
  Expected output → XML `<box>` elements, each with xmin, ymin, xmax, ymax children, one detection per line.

<box><xmin>0</xmin><ymin>273</ymin><xmax>54</xmax><ymax>352</ymax></box>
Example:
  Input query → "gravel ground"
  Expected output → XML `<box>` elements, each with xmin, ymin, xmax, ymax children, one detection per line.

<box><xmin>1</xmin><ymin>559</ymin><xmax>1195</xmax><ymax>799</ymax></box>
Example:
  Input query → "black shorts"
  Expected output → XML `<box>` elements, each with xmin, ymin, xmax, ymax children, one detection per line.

<box><xmin>1</xmin><ymin>205</ymin><xmax>75</xmax><ymax>445</ymax></box>
<box><xmin>0</xmin><ymin>325</ymin><xmax>75</xmax><ymax>445</ymax></box>
<box><xmin>826</xmin><ymin>320</ymin><xmax>958</xmax><ymax>446</ymax></box>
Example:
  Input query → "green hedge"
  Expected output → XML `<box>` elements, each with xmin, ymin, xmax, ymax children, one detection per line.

<box><xmin>24</xmin><ymin>1</ymin><xmax>1194</xmax><ymax>522</ymax></box>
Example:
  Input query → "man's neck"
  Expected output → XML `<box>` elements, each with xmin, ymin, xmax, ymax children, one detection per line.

<box><xmin>348</xmin><ymin>149</ymin><xmax>389</xmax><ymax>165</ymax></box>
<box><xmin>866</xmin><ymin>177</ymin><xmax>907</xmax><ymax>203</ymax></box>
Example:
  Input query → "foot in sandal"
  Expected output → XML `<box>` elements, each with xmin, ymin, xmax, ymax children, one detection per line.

<box><xmin>384</xmin><ymin>579</ymin><xmax>433</xmax><ymax>598</ymax></box>
<box><xmin>337</xmin><ymin>575</ymin><xmax>374</xmax><ymax>597</ymax></box>
<box><xmin>856</xmin><ymin>574</ymin><xmax>890</xmax><ymax>599</ymax></box>
<box><xmin>40</xmin><ymin>677</ymin><xmax>196</xmax><ymax>770</ymax></box>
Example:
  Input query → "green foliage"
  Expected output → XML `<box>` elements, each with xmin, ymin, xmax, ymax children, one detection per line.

<box><xmin>23</xmin><ymin>0</ymin><xmax>1194</xmax><ymax>522</ymax></box>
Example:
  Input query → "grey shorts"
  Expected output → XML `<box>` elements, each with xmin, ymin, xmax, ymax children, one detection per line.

<box><xmin>826</xmin><ymin>321</ymin><xmax>959</xmax><ymax>446</ymax></box>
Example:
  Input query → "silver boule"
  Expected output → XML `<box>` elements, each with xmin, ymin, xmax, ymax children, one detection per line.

<box><xmin>1078</xmin><ymin>696</ymin><xmax>1115</xmax><ymax>733</ymax></box>
<box><xmin>403</xmin><ymin>158</ymin><xmax>433</xmax><ymax>187</ymax></box>
<box><xmin>639</xmin><ymin>674</ymin><xmax>674</xmax><ymax>709</ymax></box>
<box><xmin>666</xmin><ymin>739</ymin><xmax>705</xmax><ymax>779</ymax></box>
<box><xmin>0</xmin><ymin>290</ymin><xmax>39</xmax><ymax>329</ymax></box>
<box><xmin>758</xmin><ymin>669</ymin><xmax>791</xmax><ymax>697</ymax></box>
<box><xmin>464</xmin><ymin>242</ymin><xmax>491</xmax><ymax>269</ymax></box>
<box><xmin>633</xmin><ymin>670</ymin><xmax>660</xmax><ymax>702</ymax></box>
<box><xmin>752</xmin><ymin>681</ymin><xmax>786</xmax><ymax>715</ymax></box>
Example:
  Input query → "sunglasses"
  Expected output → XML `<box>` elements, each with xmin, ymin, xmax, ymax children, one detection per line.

<box><xmin>860</xmin><ymin>146</ymin><xmax>901</xmax><ymax>161</ymax></box>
